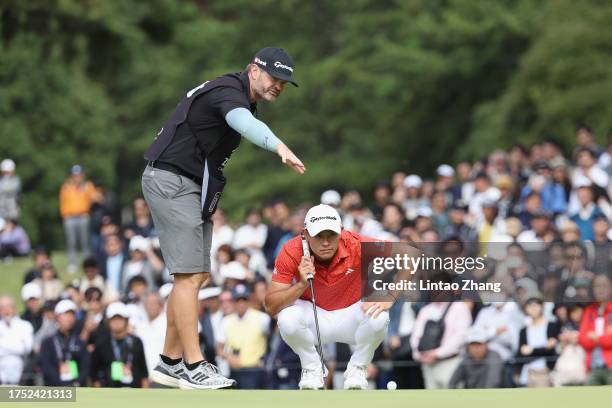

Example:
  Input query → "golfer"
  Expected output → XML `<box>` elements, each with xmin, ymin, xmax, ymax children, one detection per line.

<box><xmin>142</xmin><ymin>47</ymin><xmax>305</xmax><ymax>390</ymax></box>
<box><xmin>265</xmin><ymin>204</ymin><xmax>393</xmax><ymax>389</ymax></box>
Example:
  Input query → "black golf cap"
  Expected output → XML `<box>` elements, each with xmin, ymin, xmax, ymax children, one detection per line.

<box><xmin>252</xmin><ymin>47</ymin><xmax>298</xmax><ymax>87</ymax></box>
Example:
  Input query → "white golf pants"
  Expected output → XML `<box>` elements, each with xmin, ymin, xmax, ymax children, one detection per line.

<box><xmin>277</xmin><ymin>299</ymin><xmax>389</xmax><ymax>371</ymax></box>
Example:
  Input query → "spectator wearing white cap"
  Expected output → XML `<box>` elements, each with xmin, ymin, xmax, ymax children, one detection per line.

<box><xmin>0</xmin><ymin>158</ymin><xmax>21</xmax><ymax>220</ymax></box>
<box><xmin>121</xmin><ymin>235</ymin><xmax>163</xmax><ymax>292</ymax></box>
<box><xmin>402</xmin><ymin>175</ymin><xmax>427</xmax><ymax>221</ymax></box>
<box><xmin>39</xmin><ymin>299</ymin><xmax>90</xmax><ymax>386</ymax></box>
<box><xmin>468</xmin><ymin>173</ymin><xmax>501</xmax><ymax>227</ymax></box>
<box><xmin>449</xmin><ymin>328</ymin><xmax>505</xmax><ymax>389</ymax></box>
<box><xmin>20</xmin><ymin>282</ymin><xmax>43</xmax><ymax>333</ymax></box>
<box><xmin>0</xmin><ymin>295</ymin><xmax>33</xmax><ymax>384</ymax></box>
<box><xmin>219</xmin><ymin>260</ymin><xmax>249</xmax><ymax>288</ymax></box>
<box><xmin>135</xmin><ymin>293</ymin><xmax>167</xmax><ymax>380</ymax></box>
<box><xmin>91</xmin><ymin>302</ymin><xmax>148</xmax><ymax>388</ymax></box>
<box><xmin>435</xmin><ymin>164</ymin><xmax>461</xmax><ymax>204</ymax></box>
<box><xmin>320</xmin><ymin>190</ymin><xmax>341</xmax><ymax>208</ymax></box>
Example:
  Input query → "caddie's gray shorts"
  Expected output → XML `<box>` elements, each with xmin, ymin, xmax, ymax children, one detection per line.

<box><xmin>141</xmin><ymin>165</ymin><xmax>212</xmax><ymax>274</ymax></box>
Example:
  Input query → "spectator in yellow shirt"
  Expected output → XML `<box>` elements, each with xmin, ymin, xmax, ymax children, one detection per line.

<box><xmin>217</xmin><ymin>284</ymin><xmax>270</xmax><ymax>389</ymax></box>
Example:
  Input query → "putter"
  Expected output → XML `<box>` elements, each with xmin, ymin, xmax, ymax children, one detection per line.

<box><xmin>301</xmin><ymin>232</ymin><xmax>327</xmax><ymax>379</ymax></box>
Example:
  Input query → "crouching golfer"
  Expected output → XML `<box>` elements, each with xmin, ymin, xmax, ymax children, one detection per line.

<box><xmin>265</xmin><ymin>204</ymin><xmax>392</xmax><ymax>389</ymax></box>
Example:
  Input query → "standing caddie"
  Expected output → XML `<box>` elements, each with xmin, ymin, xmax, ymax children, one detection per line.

<box><xmin>142</xmin><ymin>47</ymin><xmax>305</xmax><ymax>389</ymax></box>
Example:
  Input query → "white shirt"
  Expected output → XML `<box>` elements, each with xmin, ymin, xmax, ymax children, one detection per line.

<box><xmin>211</xmin><ymin>225</ymin><xmax>234</xmax><ymax>257</ymax></box>
<box><xmin>0</xmin><ymin>316</ymin><xmax>34</xmax><ymax>384</ymax></box>
<box><xmin>473</xmin><ymin>303</ymin><xmax>523</xmax><ymax>361</ymax></box>
<box><xmin>134</xmin><ymin>313</ymin><xmax>167</xmax><ymax>377</ymax></box>
<box><xmin>232</xmin><ymin>224</ymin><xmax>267</xmax><ymax>250</ymax></box>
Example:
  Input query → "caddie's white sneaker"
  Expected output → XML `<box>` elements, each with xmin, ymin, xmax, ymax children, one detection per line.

<box><xmin>299</xmin><ymin>368</ymin><xmax>325</xmax><ymax>390</ymax></box>
<box><xmin>343</xmin><ymin>365</ymin><xmax>368</xmax><ymax>390</ymax></box>
<box><xmin>178</xmin><ymin>361</ymin><xmax>236</xmax><ymax>390</ymax></box>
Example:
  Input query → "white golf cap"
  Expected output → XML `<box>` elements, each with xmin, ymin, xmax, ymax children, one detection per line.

<box><xmin>158</xmin><ymin>283</ymin><xmax>173</xmax><ymax>299</ymax></box>
<box><xmin>304</xmin><ymin>204</ymin><xmax>342</xmax><ymax>236</ymax></box>
<box><xmin>21</xmin><ymin>282</ymin><xmax>42</xmax><ymax>301</ymax></box>
<box><xmin>220</xmin><ymin>261</ymin><xmax>248</xmax><ymax>281</ymax></box>
<box><xmin>199</xmin><ymin>286</ymin><xmax>222</xmax><ymax>301</ymax></box>
<box><xmin>437</xmin><ymin>164</ymin><xmax>455</xmax><ymax>178</ymax></box>
<box><xmin>320</xmin><ymin>190</ymin><xmax>341</xmax><ymax>206</ymax></box>
<box><xmin>573</xmin><ymin>174</ymin><xmax>592</xmax><ymax>189</ymax></box>
<box><xmin>403</xmin><ymin>175</ymin><xmax>423</xmax><ymax>189</ymax></box>
<box><xmin>105</xmin><ymin>302</ymin><xmax>129</xmax><ymax>319</ymax></box>
<box><xmin>416</xmin><ymin>206</ymin><xmax>433</xmax><ymax>218</ymax></box>
<box><xmin>129</xmin><ymin>235</ymin><xmax>150</xmax><ymax>252</ymax></box>
<box><xmin>466</xmin><ymin>328</ymin><xmax>489</xmax><ymax>344</ymax></box>
<box><xmin>1</xmin><ymin>159</ymin><xmax>15</xmax><ymax>172</ymax></box>
<box><xmin>54</xmin><ymin>299</ymin><xmax>78</xmax><ymax>315</ymax></box>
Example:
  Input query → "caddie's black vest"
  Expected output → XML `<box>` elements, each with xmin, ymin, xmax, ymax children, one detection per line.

<box><xmin>144</xmin><ymin>73</ymin><xmax>251</xmax><ymax>220</ymax></box>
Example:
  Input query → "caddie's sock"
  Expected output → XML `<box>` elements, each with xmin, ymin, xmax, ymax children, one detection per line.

<box><xmin>185</xmin><ymin>360</ymin><xmax>205</xmax><ymax>371</ymax></box>
<box><xmin>160</xmin><ymin>354</ymin><xmax>182</xmax><ymax>366</ymax></box>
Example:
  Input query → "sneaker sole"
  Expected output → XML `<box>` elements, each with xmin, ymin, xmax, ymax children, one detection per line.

<box><xmin>178</xmin><ymin>378</ymin><xmax>236</xmax><ymax>390</ymax></box>
<box><xmin>343</xmin><ymin>383</ymin><xmax>367</xmax><ymax>390</ymax></box>
<box><xmin>151</xmin><ymin>370</ymin><xmax>180</xmax><ymax>388</ymax></box>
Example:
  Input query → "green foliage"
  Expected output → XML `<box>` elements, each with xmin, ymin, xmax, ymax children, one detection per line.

<box><xmin>1</xmin><ymin>0</ymin><xmax>610</xmax><ymax>246</ymax></box>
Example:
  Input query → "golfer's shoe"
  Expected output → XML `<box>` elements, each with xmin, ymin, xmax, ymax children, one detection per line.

<box><xmin>343</xmin><ymin>365</ymin><xmax>368</xmax><ymax>390</ymax></box>
<box><xmin>178</xmin><ymin>361</ymin><xmax>236</xmax><ymax>390</ymax></box>
<box><xmin>299</xmin><ymin>366</ymin><xmax>327</xmax><ymax>390</ymax></box>
<box><xmin>151</xmin><ymin>360</ymin><xmax>185</xmax><ymax>388</ymax></box>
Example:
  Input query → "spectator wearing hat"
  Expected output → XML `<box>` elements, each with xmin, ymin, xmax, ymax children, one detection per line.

<box><xmin>59</xmin><ymin>165</ymin><xmax>101</xmax><ymax>273</ymax></box>
<box><xmin>320</xmin><ymin>190</ymin><xmax>342</xmax><ymax>209</ymax></box>
<box><xmin>0</xmin><ymin>295</ymin><xmax>33</xmax><ymax>384</ymax></box>
<box><xmin>91</xmin><ymin>302</ymin><xmax>148</xmax><ymax>388</ymax></box>
<box><xmin>39</xmin><ymin>299</ymin><xmax>90</xmax><ymax>386</ymax></box>
<box><xmin>134</xmin><ymin>293</ymin><xmax>167</xmax><ymax>380</ymax></box>
<box><xmin>0</xmin><ymin>158</ymin><xmax>21</xmax><ymax>220</ymax></box>
<box><xmin>23</xmin><ymin>246</ymin><xmax>52</xmax><ymax>284</ymax></box>
<box><xmin>579</xmin><ymin>274</ymin><xmax>612</xmax><ymax>385</ymax></box>
<box><xmin>31</xmin><ymin>262</ymin><xmax>64</xmax><ymax>303</ymax></box>
<box><xmin>121</xmin><ymin>235</ymin><xmax>163</xmax><ymax>293</ymax></box>
<box><xmin>441</xmin><ymin>200</ymin><xmax>478</xmax><ymax>254</ymax></box>
<box><xmin>20</xmin><ymin>282</ymin><xmax>43</xmax><ymax>333</ymax></box>
<box><xmin>448</xmin><ymin>328</ymin><xmax>505</xmax><ymax>389</ymax></box>
<box><xmin>219</xmin><ymin>260</ymin><xmax>249</xmax><ymax>289</ymax></box>
<box><xmin>516</xmin><ymin>294</ymin><xmax>560</xmax><ymax>387</ymax></box>
<box><xmin>402</xmin><ymin>175</ymin><xmax>427</xmax><ymax>221</ymax></box>
<box><xmin>218</xmin><ymin>284</ymin><xmax>270</xmax><ymax>389</ymax></box>
<box><xmin>0</xmin><ymin>218</ymin><xmax>30</xmax><ymax>259</ymax></box>
<box><xmin>570</xmin><ymin>178</ymin><xmax>604</xmax><ymax>241</ymax></box>
<box><xmin>435</xmin><ymin>164</ymin><xmax>461</xmax><ymax>204</ymax></box>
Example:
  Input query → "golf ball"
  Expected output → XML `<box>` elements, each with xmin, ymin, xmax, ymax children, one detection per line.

<box><xmin>386</xmin><ymin>380</ymin><xmax>397</xmax><ymax>390</ymax></box>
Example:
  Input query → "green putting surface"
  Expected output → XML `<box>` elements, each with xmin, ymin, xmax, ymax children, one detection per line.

<box><xmin>2</xmin><ymin>386</ymin><xmax>610</xmax><ymax>408</ymax></box>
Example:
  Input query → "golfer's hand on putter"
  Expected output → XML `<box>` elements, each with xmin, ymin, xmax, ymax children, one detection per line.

<box><xmin>362</xmin><ymin>301</ymin><xmax>392</xmax><ymax>319</ymax></box>
<box><xmin>298</xmin><ymin>255</ymin><xmax>315</xmax><ymax>285</ymax></box>
<box><xmin>277</xmin><ymin>143</ymin><xmax>306</xmax><ymax>174</ymax></box>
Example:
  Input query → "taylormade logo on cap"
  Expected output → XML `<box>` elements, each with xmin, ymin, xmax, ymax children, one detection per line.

<box><xmin>304</xmin><ymin>204</ymin><xmax>342</xmax><ymax>236</ymax></box>
<box><xmin>274</xmin><ymin>61</ymin><xmax>293</xmax><ymax>72</ymax></box>
<box><xmin>254</xmin><ymin>57</ymin><xmax>267</xmax><ymax>66</ymax></box>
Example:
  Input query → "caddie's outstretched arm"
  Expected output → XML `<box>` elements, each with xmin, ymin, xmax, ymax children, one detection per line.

<box><xmin>225</xmin><ymin>107</ymin><xmax>306</xmax><ymax>174</ymax></box>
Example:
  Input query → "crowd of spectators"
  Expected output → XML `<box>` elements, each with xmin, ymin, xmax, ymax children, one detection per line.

<box><xmin>1</xmin><ymin>124</ymin><xmax>611</xmax><ymax>389</ymax></box>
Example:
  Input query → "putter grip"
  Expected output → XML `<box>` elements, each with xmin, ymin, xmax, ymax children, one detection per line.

<box><xmin>301</xmin><ymin>233</ymin><xmax>314</xmax><ymax>281</ymax></box>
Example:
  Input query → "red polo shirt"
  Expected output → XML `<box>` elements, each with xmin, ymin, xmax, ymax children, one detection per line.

<box><xmin>273</xmin><ymin>230</ymin><xmax>387</xmax><ymax>311</ymax></box>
